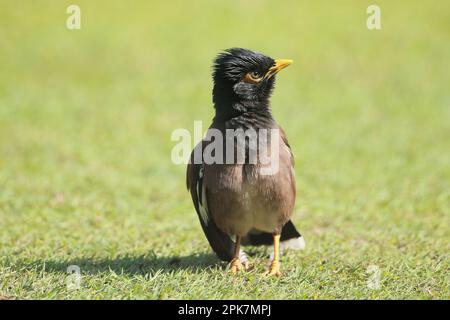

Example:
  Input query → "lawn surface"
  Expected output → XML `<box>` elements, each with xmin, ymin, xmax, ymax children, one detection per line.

<box><xmin>0</xmin><ymin>1</ymin><xmax>449</xmax><ymax>299</ymax></box>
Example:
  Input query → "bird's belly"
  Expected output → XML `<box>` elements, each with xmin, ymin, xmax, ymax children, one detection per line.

<box><xmin>206</xmin><ymin>164</ymin><xmax>294</xmax><ymax>236</ymax></box>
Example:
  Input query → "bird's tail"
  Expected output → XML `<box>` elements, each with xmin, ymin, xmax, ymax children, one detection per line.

<box><xmin>242</xmin><ymin>220</ymin><xmax>306</xmax><ymax>250</ymax></box>
<box><xmin>203</xmin><ymin>220</ymin><xmax>303</xmax><ymax>263</ymax></box>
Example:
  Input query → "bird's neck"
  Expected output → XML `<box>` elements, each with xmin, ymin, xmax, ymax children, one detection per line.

<box><xmin>213</xmin><ymin>100</ymin><xmax>276</xmax><ymax>129</ymax></box>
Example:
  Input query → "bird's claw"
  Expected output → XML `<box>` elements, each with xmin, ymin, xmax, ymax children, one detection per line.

<box><xmin>230</xmin><ymin>258</ymin><xmax>243</xmax><ymax>274</ymax></box>
<box><xmin>264</xmin><ymin>260</ymin><xmax>282</xmax><ymax>277</ymax></box>
<box><xmin>230</xmin><ymin>258</ymin><xmax>251</xmax><ymax>274</ymax></box>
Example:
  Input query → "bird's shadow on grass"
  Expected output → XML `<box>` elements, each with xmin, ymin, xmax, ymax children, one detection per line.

<box><xmin>21</xmin><ymin>248</ymin><xmax>269</xmax><ymax>276</ymax></box>
<box><xmin>23</xmin><ymin>253</ymin><xmax>231</xmax><ymax>276</ymax></box>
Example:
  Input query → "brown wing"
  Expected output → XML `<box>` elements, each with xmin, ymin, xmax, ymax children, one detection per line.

<box><xmin>187</xmin><ymin>140</ymin><xmax>244</xmax><ymax>262</ymax></box>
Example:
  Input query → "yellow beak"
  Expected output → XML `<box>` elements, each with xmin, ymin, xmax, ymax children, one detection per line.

<box><xmin>265</xmin><ymin>59</ymin><xmax>293</xmax><ymax>78</ymax></box>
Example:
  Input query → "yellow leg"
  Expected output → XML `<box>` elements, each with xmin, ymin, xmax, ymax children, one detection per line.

<box><xmin>230</xmin><ymin>236</ymin><xmax>243</xmax><ymax>274</ymax></box>
<box><xmin>265</xmin><ymin>234</ymin><xmax>282</xmax><ymax>276</ymax></box>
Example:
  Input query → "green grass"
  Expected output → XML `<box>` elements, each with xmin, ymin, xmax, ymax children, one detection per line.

<box><xmin>0</xmin><ymin>0</ymin><xmax>449</xmax><ymax>299</ymax></box>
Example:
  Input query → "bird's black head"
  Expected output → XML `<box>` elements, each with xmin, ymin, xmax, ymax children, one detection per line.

<box><xmin>212</xmin><ymin>48</ymin><xmax>292</xmax><ymax>120</ymax></box>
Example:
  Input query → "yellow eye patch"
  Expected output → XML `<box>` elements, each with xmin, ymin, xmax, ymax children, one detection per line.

<box><xmin>243</xmin><ymin>71</ymin><xmax>263</xmax><ymax>84</ymax></box>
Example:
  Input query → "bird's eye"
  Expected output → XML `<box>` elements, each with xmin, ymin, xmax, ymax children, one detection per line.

<box><xmin>251</xmin><ymin>71</ymin><xmax>261</xmax><ymax>78</ymax></box>
<box><xmin>244</xmin><ymin>70</ymin><xmax>263</xmax><ymax>84</ymax></box>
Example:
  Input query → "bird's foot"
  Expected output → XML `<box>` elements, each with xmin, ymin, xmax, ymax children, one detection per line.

<box><xmin>230</xmin><ymin>258</ymin><xmax>251</xmax><ymax>274</ymax></box>
<box><xmin>230</xmin><ymin>258</ymin><xmax>243</xmax><ymax>274</ymax></box>
<box><xmin>264</xmin><ymin>260</ymin><xmax>282</xmax><ymax>277</ymax></box>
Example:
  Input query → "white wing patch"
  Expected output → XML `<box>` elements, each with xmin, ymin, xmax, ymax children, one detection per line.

<box><xmin>197</xmin><ymin>167</ymin><xmax>209</xmax><ymax>226</ymax></box>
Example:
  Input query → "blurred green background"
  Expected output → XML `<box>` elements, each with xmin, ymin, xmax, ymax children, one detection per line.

<box><xmin>0</xmin><ymin>0</ymin><xmax>449</xmax><ymax>299</ymax></box>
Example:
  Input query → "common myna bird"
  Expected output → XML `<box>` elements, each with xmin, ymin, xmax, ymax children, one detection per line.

<box><xmin>187</xmin><ymin>48</ymin><xmax>304</xmax><ymax>276</ymax></box>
